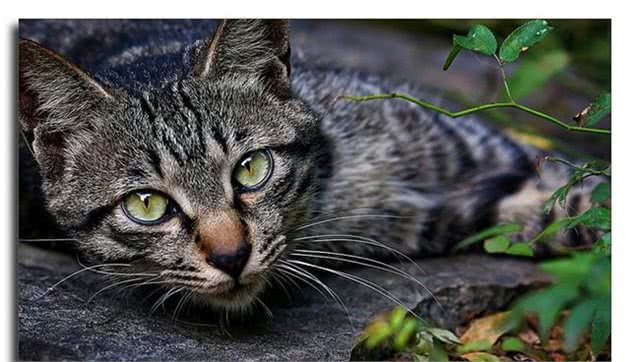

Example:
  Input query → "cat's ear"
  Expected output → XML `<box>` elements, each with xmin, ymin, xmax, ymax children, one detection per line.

<box><xmin>19</xmin><ymin>39</ymin><xmax>112</xmax><ymax>180</ymax></box>
<box><xmin>192</xmin><ymin>19</ymin><xmax>291</xmax><ymax>97</ymax></box>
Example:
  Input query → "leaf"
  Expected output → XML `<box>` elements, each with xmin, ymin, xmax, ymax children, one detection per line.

<box><xmin>563</xmin><ymin>299</ymin><xmax>597</xmax><ymax>352</ymax></box>
<box><xmin>393</xmin><ymin>318</ymin><xmax>418</xmax><ymax>351</ymax></box>
<box><xmin>505</xmin><ymin>243</ymin><xmax>534</xmax><ymax>257</ymax></box>
<box><xmin>460</xmin><ymin>312</ymin><xmax>511</xmax><ymax>346</ymax></box>
<box><xmin>508</xmin><ymin>50</ymin><xmax>569</xmax><ymax>99</ymax></box>
<box><xmin>389</xmin><ymin>306</ymin><xmax>407</xmax><ymax>331</ymax></box>
<box><xmin>460</xmin><ymin>351</ymin><xmax>501</xmax><ymax>362</ymax></box>
<box><xmin>530</xmin><ymin>217</ymin><xmax>573</xmax><ymax>243</ymax></box>
<box><xmin>457</xmin><ymin>340</ymin><xmax>493</xmax><ymax>354</ymax></box>
<box><xmin>567</xmin><ymin>207</ymin><xmax>611</xmax><ymax>231</ymax></box>
<box><xmin>591</xmin><ymin>182</ymin><xmax>611</xmax><ymax>204</ymax></box>
<box><xmin>454</xmin><ymin>25</ymin><xmax>498</xmax><ymax>55</ymax></box>
<box><xmin>443</xmin><ymin>24</ymin><xmax>497</xmax><ymax>71</ymax></box>
<box><xmin>499</xmin><ymin>19</ymin><xmax>553</xmax><ymax>63</ymax></box>
<box><xmin>590</xmin><ymin>297</ymin><xmax>611</xmax><ymax>356</ymax></box>
<box><xmin>483</xmin><ymin>236</ymin><xmax>510</xmax><ymax>253</ymax></box>
<box><xmin>501</xmin><ymin>337</ymin><xmax>526</xmax><ymax>352</ymax></box>
<box><xmin>429</xmin><ymin>340</ymin><xmax>449</xmax><ymax>362</ymax></box>
<box><xmin>594</xmin><ymin>232</ymin><xmax>611</xmax><ymax>255</ymax></box>
<box><xmin>443</xmin><ymin>44</ymin><xmax>463</xmax><ymax>71</ymax></box>
<box><xmin>454</xmin><ymin>223</ymin><xmax>522</xmax><ymax>250</ymax></box>
<box><xmin>539</xmin><ymin>252</ymin><xmax>596</xmax><ymax>282</ymax></box>
<box><xmin>511</xmin><ymin>284</ymin><xmax>579</xmax><ymax>342</ymax></box>
<box><xmin>425</xmin><ymin>327</ymin><xmax>461</xmax><ymax>345</ymax></box>
<box><xmin>364</xmin><ymin>321</ymin><xmax>392</xmax><ymax>348</ymax></box>
<box><xmin>573</xmin><ymin>92</ymin><xmax>611</xmax><ymax>127</ymax></box>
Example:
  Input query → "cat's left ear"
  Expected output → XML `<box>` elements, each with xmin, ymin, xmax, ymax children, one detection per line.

<box><xmin>192</xmin><ymin>19</ymin><xmax>291</xmax><ymax>97</ymax></box>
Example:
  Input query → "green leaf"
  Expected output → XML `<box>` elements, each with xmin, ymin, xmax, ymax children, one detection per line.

<box><xmin>573</xmin><ymin>92</ymin><xmax>611</xmax><ymax>127</ymax></box>
<box><xmin>508</xmin><ymin>50</ymin><xmax>569</xmax><ymax>99</ymax></box>
<box><xmin>454</xmin><ymin>223</ymin><xmax>522</xmax><ymax>251</ymax></box>
<box><xmin>483</xmin><ymin>235</ymin><xmax>510</xmax><ymax>253</ymax></box>
<box><xmin>539</xmin><ymin>252</ymin><xmax>596</xmax><ymax>282</ymax></box>
<box><xmin>443</xmin><ymin>44</ymin><xmax>463</xmax><ymax>71</ymax></box>
<box><xmin>454</xmin><ymin>25</ymin><xmax>497</xmax><ymax>55</ymax></box>
<box><xmin>530</xmin><ymin>217</ymin><xmax>573</xmax><ymax>243</ymax></box>
<box><xmin>429</xmin><ymin>340</ymin><xmax>449</xmax><ymax>362</ymax></box>
<box><xmin>393</xmin><ymin>318</ymin><xmax>418</xmax><ymax>351</ymax></box>
<box><xmin>365</xmin><ymin>322</ymin><xmax>392</xmax><ymax>348</ymax></box>
<box><xmin>501</xmin><ymin>337</ymin><xmax>526</xmax><ymax>352</ymax></box>
<box><xmin>591</xmin><ymin>182</ymin><xmax>611</xmax><ymax>204</ymax></box>
<box><xmin>389</xmin><ymin>306</ymin><xmax>407</xmax><ymax>331</ymax></box>
<box><xmin>425</xmin><ymin>327</ymin><xmax>461</xmax><ymax>345</ymax></box>
<box><xmin>567</xmin><ymin>207</ymin><xmax>611</xmax><ymax>231</ymax></box>
<box><xmin>456</xmin><ymin>340</ymin><xmax>493</xmax><ymax>354</ymax></box>
<box><xmin>563</xmin><ymin>299</ymin><xmax>597</xmax><ymax>352</ymax></box>
<box><xmin>511</xmin><ymin>283</ymin><xmax>579</xmax><ymax>341</ymax></box>
<box><xmin>499</xmin><ymin>19</ymin><xmax>553</xmax><ymax>63</ymax></box>
<box><xmin>505</xmin><ymin>243</ymin><xmax>534</xmax><ymax>257</ymax></box>
<box><xmin>594</xmin><ymin>232</ymin><xmax>611</xmax><ymax>255</ymax></box>
<box><xmin>590</xmin><ymin>297</ymin><xmax>611</xmax><ymax>356</ymax></box>
<box><xmin>444</xmin><ymin>24</ymin><xmax>496</xmax><ymax>71</ymax></box>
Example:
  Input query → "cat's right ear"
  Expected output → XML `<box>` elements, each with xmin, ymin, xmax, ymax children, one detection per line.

<box><xmin>19</xmin><ymin>39</ymin><xmax>113</xmax><ymax>180</ymax></box>
<box><xmin>19</xmin><ymin>39</ymin><xmax>112</xmax><ymax>133</ymax></box>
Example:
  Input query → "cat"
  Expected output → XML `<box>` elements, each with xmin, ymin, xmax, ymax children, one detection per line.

<box><xmin>19</xmin><ymin>19</ymin><xmax>599</xmax><ymax>311</ymax></box>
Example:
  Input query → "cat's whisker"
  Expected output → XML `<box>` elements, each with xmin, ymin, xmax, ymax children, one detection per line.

<box><xmin>172</xmin><ymin>290</ymin><xmax>194</xmax><ymax>324</ymax></box>
<box><xmin>286</xmin><ymin>259</ymin><xmax>421</xmax><ymax>319</ymax></box>
<box><xmin>255</xmin><ymin>296</ymin><xmax>274</xmax><ymax>319</ymax></box>
<box><xmin>151</xmin><ymin>286</ymin><xmax>185</xmax><ymax>315</ymax></box>
<box><xmin>87</xmin><ymin>276</ymin><xmax>154</xmax><ymax>303</ymax></box>
<box><xmin>76</xmin><ymin>258</ymin><xmax>159</xmax><ymax>277</ymax></box>
<box><xmin>291</xmin><ymin>214</ymin><xmax>413</xmax><ymax>233</ymax></box>
<box><xmin>276</xmin><ymin>261</ymin><xmax>355</xmax><ymax>330</ymax></box>
<box><xmin>33</xmin><ymin>262</ymin><xmax>133</xmax><ymax>300</ymax></box>
<box><xmin>293</xmin><ymin>234</ymin><xmax>425</xmax><ymax>274</ymax></box>
<box><xmin>289</xmin><ymin>249</ymin><xmax>444</xmax><ymax>315</ymax></box>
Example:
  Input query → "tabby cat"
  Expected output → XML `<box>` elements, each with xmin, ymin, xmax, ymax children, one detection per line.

<box><xmin>19</xmin><ymin>19</ymin><xmax>597</xmax><ymax>310</ymax></box>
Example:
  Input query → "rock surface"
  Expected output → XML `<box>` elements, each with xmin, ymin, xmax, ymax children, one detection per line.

<box><xmin>18</xmin><ymin>244</ymin><xmax>550</xmax><ymax>361</ymax></box>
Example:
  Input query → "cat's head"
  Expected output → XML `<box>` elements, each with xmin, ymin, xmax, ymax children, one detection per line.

<box><xmin>19</xmin><ymin>20</ymin><xmax>322</xmax><ymax>309</ymax></box>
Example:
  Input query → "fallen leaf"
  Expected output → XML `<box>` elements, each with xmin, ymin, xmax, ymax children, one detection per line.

<box><xmin>460</xmin><ymin>312</ymin><xmax>511</xmax><ymax>345</ymax></box>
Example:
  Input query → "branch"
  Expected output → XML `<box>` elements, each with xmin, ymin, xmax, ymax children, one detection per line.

<box><xmin>342</xmin><ymin>93</ymin><xmax>611</xmax><ymax>136</ymax></box>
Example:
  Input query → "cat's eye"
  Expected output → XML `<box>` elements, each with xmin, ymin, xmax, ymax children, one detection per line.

<box><xmin>233</xmin><ymin>149</ymin><xmax>273</xmax><ymax>191</ymax></box>
<box><xmin>122</xmin><ymin>191</ymin><xmax>171</xmax><ymax>224</ymax></box>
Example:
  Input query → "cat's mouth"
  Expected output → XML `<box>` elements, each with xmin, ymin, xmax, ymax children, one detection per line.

<box><xmin>189</xmin><ymin>273</ymin><xmax>267</xmax><ymax>307</ymax></box>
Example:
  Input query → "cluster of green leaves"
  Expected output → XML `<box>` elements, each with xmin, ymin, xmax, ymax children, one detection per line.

<box><xmin>444</xmin><ymin>20</ymin><xmax>553</xmax><ymax>70</ymax></box>
<box><xmin>359</xmin><ymin>307</ymin><xmax>460</xmax><ymax>361</ymax></box>
<box><xmin>507</xmin><ymin>252</ymin><xmax>611</xmax><ymax>356</ymax></box>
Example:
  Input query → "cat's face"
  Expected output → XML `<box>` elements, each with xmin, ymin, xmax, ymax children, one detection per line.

<box><xmin>20</xmin><ymin>20</ymin><xmax>322</xmax><ymax>308</ymax></box>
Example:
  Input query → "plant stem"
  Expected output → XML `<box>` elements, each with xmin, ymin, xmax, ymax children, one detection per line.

<box><xmin>342</xmin><ymin>93</ymin><xmax>611</xmax><ymax>135</ymax></box>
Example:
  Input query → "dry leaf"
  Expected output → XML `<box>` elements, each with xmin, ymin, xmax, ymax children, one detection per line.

<box><xmin>460</xmin><ymin>351</ymin><xmax>501</xmax><ymax>362</ymax></box>
<box><xmin>460</xmin><ymin>311</ymin><xmax>511</xmax><ymax>345</ymax></box>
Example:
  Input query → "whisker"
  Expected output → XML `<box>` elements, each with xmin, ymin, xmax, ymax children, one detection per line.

<box><xmin>276</xmin><ymin>261</ymin><xmax>355</xmax><ymax>330</ymax></box>
<box><xmin>87</xmin><ymin>276</ymin><xmax>153</xmax><ymax>303</ymax></box>
<box><xmin>290</xmin><ymin>249</ymin><xmax>444</xmax><ymax>315</ymax></box>
<box><xmin>33</xmin><ymin>262</ymin><xmax>132</xmax><ymax>300</ymax></box>
<box><xmin>76</xmin><ymin>258</ymin><xmax>158</xmax><ymax>277</ymax></box>
<box><xmin>286</xmin><ymin>259</ymin><xmax>421</xmax><ymax>319</ymax></box>
<box><xmin>255</xmin><ymin>296</ymin><xmax>274</xmax><ymax>319</ymax></box>
<box><xmin>293</xmin><ymin>234</ymin><xmax>425</xmax><ymax>274</ymax></box>
<box><xmin>292</xmin><ymin>214</ymin><xmax>412</xmax><ymax>232</ymax></box>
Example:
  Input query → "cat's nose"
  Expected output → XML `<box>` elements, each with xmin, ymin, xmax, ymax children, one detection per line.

<box><xmin>206</xmin><ymin>244</ymin><xmax>251</xmax><ymax>278</ymax></box>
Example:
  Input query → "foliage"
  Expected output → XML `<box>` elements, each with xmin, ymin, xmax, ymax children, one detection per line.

<box><xmin>352</xmin><ymin>19</ymin><xmax>611</xmax><ymax>361</ymax></box>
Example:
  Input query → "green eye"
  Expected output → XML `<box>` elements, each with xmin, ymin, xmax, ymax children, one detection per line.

<box><xmin>122</xmin><ymin>191</ymin><xmax>170</xmax><ymax>224</ymax></box>
<box><xmin>233</xmin><ymin>149</ymin><xmax>273</xmax><ymax>190</ymax></box>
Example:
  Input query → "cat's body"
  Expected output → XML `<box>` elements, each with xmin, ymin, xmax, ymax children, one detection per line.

<box><xmin>19</xmin><ymin>20</ymin><xmax>596</xmax><ymax>310</ymax></box>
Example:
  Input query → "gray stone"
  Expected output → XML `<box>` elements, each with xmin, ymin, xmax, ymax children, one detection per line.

<box><xmin>17</xmin><ymin>244</ymin><xmax>550</xmax><ymax>361</ymax></box>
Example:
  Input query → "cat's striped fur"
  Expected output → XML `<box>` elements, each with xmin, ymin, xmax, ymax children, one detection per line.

<box><xmin>19</xmin><ymin>19</ymin><xmax>598</xmax><ymax>310</ymax></box>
